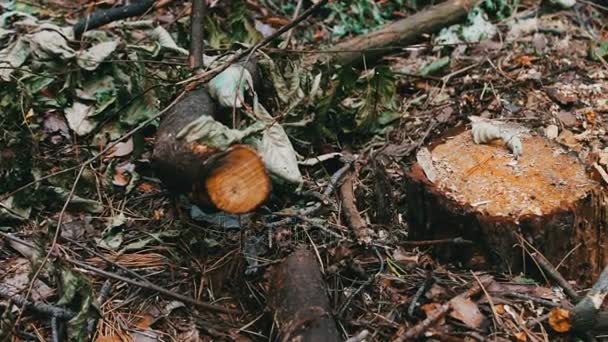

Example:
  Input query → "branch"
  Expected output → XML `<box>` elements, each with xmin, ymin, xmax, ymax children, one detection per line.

<box><xmin>73</xmin><ymin>0</ymin><xmax>156</xmax><ymax>39</ymax></box>
<box><xmin>189</xmin><ymin>0</ymin><xmax>205</xmax><ymax>69</ymax></box>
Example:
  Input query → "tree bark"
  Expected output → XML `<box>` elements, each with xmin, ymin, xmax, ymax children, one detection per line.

<box><xmin>269</xmin><ymin>247</ymin><xmax>341</xmax><ymax>342</ymax></box>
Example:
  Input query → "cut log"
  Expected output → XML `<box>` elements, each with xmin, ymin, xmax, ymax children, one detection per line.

<box><xmin>405</xmin><ymin>127</ymin><xmax>608</xmax><ymax>285</ymax></box>
<box><xmin>269</xmin><ymin>247</ymin><xmax>341</xmax><ymax>342</ymax></box>
<box><xmin>152</xmin><ymin>86</ymin><xmax>270</xmax><ymax>214</ymax></box>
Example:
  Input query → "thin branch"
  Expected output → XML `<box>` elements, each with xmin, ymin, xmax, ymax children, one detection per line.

<box><xmin>189</xmin><ymin>0</ymin><xmax>205</xmax><ymax>69</ymax></box>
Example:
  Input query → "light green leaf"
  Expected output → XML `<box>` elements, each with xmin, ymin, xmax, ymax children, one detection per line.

<box><xmin>46</xmin><ymin>186</ymin><xmax>104</xmax><ymax>213</ymax></box>
<box><xmin>120</xmin><ymin>97</ymin><xmax>158</xmax><ymax>126</ymax></box>
<box><xmin>0</xmin><ymin>37</ymin><xmax>30</xmax><ymax>81</ymax></box>
<box><xmin>152</xmin><ymin>26</ymin><xmax>188</xmax><ymax>56</ymax></box>
<box><xmin>64</xmin><ymin>102</ymin><xmax>97</xmax><ymax>136</ymax></box>
<box><xmin>208</xmin><ymin>64</ymin><xmax>252</xmax><ymax>108</ymax></box>
<box><xmin>27</xmin><ymin>26</ymin><xmax>75</xmax><ymax>59</ymax></box>
<box><xmin>177</xmin><ymin>115</ymin><xmax>264</xmax><ymax>150</ymax></box>
<box><xmin>418</xmin><ymin>56</ymin><xmax>450</xmax><ymax>76</ymax></box>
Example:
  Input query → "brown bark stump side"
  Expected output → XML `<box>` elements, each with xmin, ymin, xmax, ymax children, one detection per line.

<box><xmin>269</xmin><ymin>247</ymin><xmax>341</xmax><ymax>342</ymax></box>
<box><xmin>303</xmin><ymin>0</ymin><xmax>481</xmax><ymax>67</ymax></box>
<box><xmin>405</xmin><ymin>129</ymin><xmax>608</xmax><ymax>285</ymax></box>
<box><xmin>152</xmin><ymin>60</ymin><xmax>271</xmax><ymax>214</ymax></box>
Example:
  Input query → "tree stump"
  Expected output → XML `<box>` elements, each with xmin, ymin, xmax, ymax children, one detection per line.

<box><xmin>406</xmin><ymin>127</ymin><xmax>608</xmax><ymax>284</ymax></box>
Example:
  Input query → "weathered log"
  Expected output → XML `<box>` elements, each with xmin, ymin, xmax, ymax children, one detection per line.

<box><xmin>152</xmin><ymin>60</ymin><xmax>270</xmax><ymax>214</ymax></box>
<box><xmin>405</xmin><ymin>127</ymin><xmax>608</xmax><ymax>285</ymax></box>
<box><xmin>303</xmin><ymin>0</ymin><xmax>481</xmax><ymax>67</ymax></box>
<box><xmin>269</xmin><ymin>247</ymin><xmax>341</xmax><ymax>342</ymax></box>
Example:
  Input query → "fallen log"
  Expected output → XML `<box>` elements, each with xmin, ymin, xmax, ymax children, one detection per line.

<box><xmin>152</xmin><ymin>60</ymin><xmax>271</xmax><ymax>214</ymax></box>
<box><xmin>269</xmin><ymin>247</ymin><xmax>341</xmax><ymax>342</ymax></box>
<box><xmin>405</xmin><ymin>125</ymin><xmax>608</xmax><ymax>285</ymax></box>
<box><xmin>303</xmin><ymin>0</ymin><xmax>482</xmax><ymax>67</ymax></box>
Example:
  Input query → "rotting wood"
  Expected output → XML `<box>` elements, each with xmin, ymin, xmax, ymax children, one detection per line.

<box><xmin>405</xmin><ymin>127</ymin><xmax>608</xmax><ymax>285</ymax></box>
<box><xmin>303</xmin><ymin>0</ymin><xmax>482</xmax><ymax>67</ymax></box>
<box><xmin>269</xmin><ymin>247</ymin><xmax>341</xmax><ymax>342</ymax></box>
<box><xmin>152</xmin><ymin>60</ymin><xmax>271</xmax><ymax>214</ymax></box>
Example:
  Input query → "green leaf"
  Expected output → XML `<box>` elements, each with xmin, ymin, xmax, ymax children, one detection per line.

<box><xmin>418</xmin><ymin>56</ymin><xmax>450</xmax><ymax>76</ymax></box>
<box><xmin>58</xmin><ymin>267</ymin><xmax>97</xmax><ymax>342</ymax></box>
<box><xmin>120</xmin><ymin>96</ymin><xmax>158</xmax><ymax>126</ymax></box>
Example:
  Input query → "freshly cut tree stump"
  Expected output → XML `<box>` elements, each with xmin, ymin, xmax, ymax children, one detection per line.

<box><xmin>269</xmin><ymin>247</ymin><xmax>341</xmax><ymax>342</ymax></box>
<box><xmin>406</xmin><ymin>128</ymin><xmax>608</xmax><ymax>284</ymax></box>
<box><xmin>152</xmin><ymin>87</ymin><xmax>271</xmax><ymax>214</ymax></box>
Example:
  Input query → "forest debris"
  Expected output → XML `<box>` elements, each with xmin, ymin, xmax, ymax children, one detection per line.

<box><xmin>339</xmin><ymin>165</ymin><xmax>371</xmax><ymax>244</ymax></box>
<box><xmin>556</xmin><ymin>111</ymin><xmax>578</xmax><ymax>127</ymax></box>
<box><xmin>544</xmin><ymin>125</ymin><xmax>559</xmax><ymax>140</ymax></box>
<box><xmin>73</xmin><ymin>0</ymin><xmax>155</xmax><ymax>38</ymax></box>
<box><xmin>470</xmin><ymin>116</ymin><xmax>524</xmax><ymax>158</ymax></box>
<box><xmin>393</xmin><ymin>274</ymin><xmax>493</xmax><ymax>341</ymax></box>
<box><xmin>416</xmin><ymin>147</ymin><xmax>437</xmax><ymax>182</ymax></box>
<box><xmin>304</xmin><ymin>0</ymin><xmax>482</xmax><ymax>67</ymax></box>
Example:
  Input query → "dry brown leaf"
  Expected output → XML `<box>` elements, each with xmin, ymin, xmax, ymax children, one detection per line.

<box><xmin>449</xmin><ymin>296</ymin><xmax>484</xmax><ymax>328</ymax></box>
<box><xmin>513</xmin><ymin>331</ymin><xmax>527</xmax><ymax>341</ymax></box>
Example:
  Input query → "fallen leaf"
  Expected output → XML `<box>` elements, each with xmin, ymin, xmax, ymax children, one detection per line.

<box><xmin>107</xmin><ymin>138</ymin><xmax>134</xmax><ymax>158</ymax></box>
<box><xmin>77</xmin><ymin>40</ymin><xmax>119</xmax><ymax>70</ymax></box>
<box><xmin>544</xmin><ymin>124</ymin><xmax>558</xmax><ymax>140</ymax></box>
<box><xmin>449</xmin><ymin>296</ymin><xmax>484</xmax><ymax>328</ymax></box>
<box><xmin>64</xmin><ymin>102</ymin><xmax>97</xmax><ymax>136</ymax></box>
<box><xmin>556</xmin><ymin>111</ymin><xmax>577</xmax><ymax>127</ymax></box>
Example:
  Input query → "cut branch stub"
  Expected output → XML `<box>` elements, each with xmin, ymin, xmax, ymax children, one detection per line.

<box><xmin>152</xmin><ymin>87</ymin><xmax>271</xmax><ymax>214</ymax></box>
<box><xmin>406</xmin><ymin>128</ymin><xmax>608</xmax><ymax>284</ymax></box>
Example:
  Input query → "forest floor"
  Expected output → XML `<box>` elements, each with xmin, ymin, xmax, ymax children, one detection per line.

<box><xmin>0</xmin><ymin>0</ymin><xmax>607</xmax><ymax>341</ymax></box>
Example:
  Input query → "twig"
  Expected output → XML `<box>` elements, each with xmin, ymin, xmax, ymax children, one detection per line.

<box><xmin>51</xmin><ymin>317</ymin><xmax>60</xmax><ymax>342</ymax></box>
<box><xmin>402</xmin><ymin>237</ymin><xmax>473</xmax><ymax>246</ymax></box>
<box><xmin>504</xmin><ymin>292</ymin><xmax>561</xmax><ymax>308</ymax></box>
<box><xmin>408</xmin><ymin>275</ymin><xmax>434</xmax><ymax>318</ymax></box>
<box><xmin>339</xmin><ymin>164</ymin><xmax>370</xmax><ymax>244</ymax></box>
<box><xmin>0</xmin><ymin>287</ymin><xmax>75</xmax><ymax>319</ymax></box>
<box><xmin>65</xmin><ymin>257</ymin><xmax>238</xmax><ymax>314</ymax></box>
<box><xmin>282</xmin><ymin>0</ymin><xmax>303</xmax><ymax>48</ymax></box>
<box><xmin>530</xmin><ymin>252</ymin><xmax>580</xmax><ymax>302</ymax></box>
<box><xmin>189</xmin><ymin>0</ymin><xmax>205</xmax><ymax>69</ymax></box>
<box><xmin>298</xmin><ymin>162</ymin><xmax>352</xmax><ymax>216</ymax></box>
<box><xmin>393</xmin><ymin>275</ymin><xmax>493</xmax><ymax>341</ymax></box>
<box><xmin>15</xmin><ymin>165</ymin><xmax>85</xmax><ymax>328</ymax></box>
<box><xmin>180</xmin><ymin>0</ymin><xmax>328</xmax><ymax>88</ymax></box>
<box><xmin>73</xmin><ymin>0</ymin><xmax>156</xmax><ymax>38</ymax></box>
<box><xmin>86</xmin><ymin>279</ymin><xmax>112</xmax><ymax>335</ymax></box>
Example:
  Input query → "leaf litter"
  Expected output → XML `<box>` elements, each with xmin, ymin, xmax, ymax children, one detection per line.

<box><xmin>0</xmin><ymin>0</ymin><xmax>607</xmax><ymax>341</ymax></box>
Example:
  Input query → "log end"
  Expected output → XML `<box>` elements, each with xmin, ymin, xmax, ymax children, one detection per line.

<box><xmin>201</xmin><ymin>145</ymin><xmax>271</xmax><ymax>214</ymax></box>
<box><xmin>429</xmin><ymin>132</ymin><xmax>595</xmax><ymax>217</ymax></box>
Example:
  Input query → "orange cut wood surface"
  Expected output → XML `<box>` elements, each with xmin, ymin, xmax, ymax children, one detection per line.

<box><xmin>205</xmin><ymin>145</ymin><xmax>271</xmax><ymax>214</ymax></box>
<box><xmin>430</xmin><ymin>131</ymin><xmax>596</xmax><ymax>218</ymax></box>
